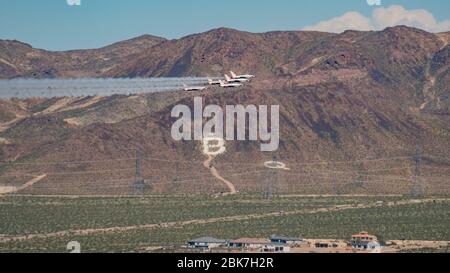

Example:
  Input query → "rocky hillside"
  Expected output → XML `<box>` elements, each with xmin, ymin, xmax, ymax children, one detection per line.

<box><xmin>2</xmin><ymin>26</ymin><xmax>449</xmax><ymax>110</ymax></box>
<box><xmin>0</xmin><ymin>26</ymin><xmax>448</xmax><ymax>195</ymax></box>
<box><xmin>0</xmin><ymin>35</ymin><xmax>166</xmax><ymax>78</ymax></box>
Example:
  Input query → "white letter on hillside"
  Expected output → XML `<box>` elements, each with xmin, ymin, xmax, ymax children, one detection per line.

<box><xmin>259</xmin><ymin>105</ymin><xmax>279</xmax><ymax>152</ymax></box>
<box><xmin>171</xmin><ymin>105</ymin><xmax>192</xmax><ymax>141</ymax></box>
<box><xmin>203</xmin><ymin>105</ymin><xmax>224</xmax><ymax>139</ymax></box>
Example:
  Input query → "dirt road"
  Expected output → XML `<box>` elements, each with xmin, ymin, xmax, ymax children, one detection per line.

<box><xmin>0</xmin><ymin>174</ymin><xmax>47</xmax><ymax>195</ymax></box>
<box><xmin>203</xmin><ymin>155</ymin><xmax>237</xmax><ymax>195</ymax></box>
<box><xmin>0</xmin><ymin>115</ymin><xmax>27</xmax><ymax>133</ymax></box>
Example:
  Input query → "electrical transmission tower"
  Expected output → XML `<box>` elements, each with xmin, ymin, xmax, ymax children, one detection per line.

<box><xmin>333</xmin><ymin>178</ymin><xmax>340</xmax><ymax>195</ymax></box>
<box><xmin>170</xmin><ymin>161</ymin><xmax>180</xmax><ymax>192</ymax></box>
<box><xmin>133</xmin><ymin>149</ymin><xmax>145</xmax><ymax>195</ymax></box>
<box><xmin>411</xmin><ymin>145</ymin><xmax>423</xmax><ymax>197</ymax></box>
<box><xmin>263</xmin><ymin>156</ymin><xmax>278</xmax><ymax>199</ymax></box>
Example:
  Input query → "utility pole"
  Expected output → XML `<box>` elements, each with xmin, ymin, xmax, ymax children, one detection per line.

<box><xmin>133</xmin><ymin>149</ymin><xmax>145</xmax><ymax>195</ymax></box>
<box><xmin>411</xmin><ymin>145</ymin><xmax>423</xmax><ymax>197</ymax></box>
<box><xmin>171</xmin><ymin>161</ymin><xmax>180</xmax><ymax>193</ymax></box>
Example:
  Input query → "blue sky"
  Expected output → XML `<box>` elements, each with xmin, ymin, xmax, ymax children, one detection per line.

<box><xmin>0</xmin><ymin>0</ymin><xmax>449</xmax><ymax>51</ymax></box>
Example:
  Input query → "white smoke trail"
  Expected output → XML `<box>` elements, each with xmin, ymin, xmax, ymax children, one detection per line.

<box><xmin>0</xmin><ymin>78</ymin><xmax>210</xmax><ymax>99</ymax></box>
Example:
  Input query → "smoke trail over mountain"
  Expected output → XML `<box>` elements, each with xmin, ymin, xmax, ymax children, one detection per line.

<box><xmin>0</xmin><ymin>78</ymin><xmax>209</xmax><ymax>99</ymax></box>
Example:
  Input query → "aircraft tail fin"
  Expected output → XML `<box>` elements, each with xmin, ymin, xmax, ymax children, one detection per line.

<box><xmin>225</xmin><ymin>74</ymin><xmax>231</xmax><ymax>82</ymax></box>
<box><xmin>230</xmin><ymin>71</ymin><xmax>237</xmax><ymax>78</ymax></box>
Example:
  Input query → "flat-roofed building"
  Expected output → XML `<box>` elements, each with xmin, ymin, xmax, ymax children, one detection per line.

<box><xmin>229</xmin><ymin>238</ymin><xmax>271</xmax><ymax>249</ymax></box>
<box><xmin>187</xmin><ymin>237</ymin><xmax>227</xmax><ymax>249</ymax></box>
<box><xmin>270</xmin><ymin>235</ymin><xmax>303</xmax><ymax>246</ymax></box>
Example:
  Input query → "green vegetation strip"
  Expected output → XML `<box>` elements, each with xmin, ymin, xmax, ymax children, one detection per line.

<box><xmin>0</xmin><ymin>195</ymin><xmax>447</xmax><ymax>252</ymax></box>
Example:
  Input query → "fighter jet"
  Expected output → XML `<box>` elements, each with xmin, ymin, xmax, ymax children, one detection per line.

<box><xmin>224</xmin><ymin>74</ymin><xmax>249</xmax><ymax>83</ymax></box>
<box><xmin>230</xmin><ymin>71</ymin><xmax>255</xmax><ymax>79</ymax></box>
<box><xmin>219</xmin><ymin>80</ymin><xmax>242</xmax><ymax>88</ymax></box>
<box><xmin>208</xmin><ymin>78</ymin><xmax>222</xmax><ymax>85</ymax></box>
<box><xmin>183</xmin><ymin>84</ymin><xmax>207</xmax><ymax>91</ymax></box>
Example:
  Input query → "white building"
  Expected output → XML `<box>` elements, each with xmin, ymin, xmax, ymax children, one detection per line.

<box><xmin>351</xmin><ymin>232</ymin><xmax>381</xmax><ymax>251</ymax></box>
<box><xmin>261</xmin><ymin>243</ymin><xmax>291</xmax><ymax>253</ymax></box>
<box><xmin>270</xmin><ymin>235</ymin><xmax>303</xmax><ymax>246</ymax></box>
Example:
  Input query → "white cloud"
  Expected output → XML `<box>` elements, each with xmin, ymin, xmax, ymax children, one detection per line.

<box><xmin>303</xmin><ymin>5</ymin><xmax>450</xmax><ymax>33</ymax></box>
<box><xmin>67</xmin><ymin>0</ymin><xmax>81</xmax><ymax>6</ymax></box>
<box><xmin>372</xmin><ymin>5</ymin><xmax>450</xmax><ymax>32</ymax></box>
<box><xmin>367</xmin><ymin>0</ymin><xmax>381</xmax><ymax>7</ymax></box>
<box><xmin>303</xmin><ymin>12</ymin><xmax>373</xmax><ymax>33</ymax></box>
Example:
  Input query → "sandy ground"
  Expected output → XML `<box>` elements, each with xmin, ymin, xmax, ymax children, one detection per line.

<box><xmin>296</xmin><ymin>55</ymin><xmax>329</xmax><ymax>74</ymax></box>
<box><xmin>0</xmin><ymin>186</ymin><xmax>16</xmax><ymax>195</ymax></box>
<box><xmin>0</xmin><ymin>97</ymin><xmax>104</xmax><ymax>133</ymax></box>
<box><xmin>0</xmin><ymin>174</ymin><xmax>47</xmax><ymax>195</ymax></box>
<box><xmin>0</xmin><ymin>58</ymin><xmax>18</xmax><ymax>70</ymax></box>
<box><xmin>63</xmin><ymin>117</ymin><xmax>82</xmax><ymax>126</ymax></box>
<box><xmin>0</xmin><ymin>137</ymin><xmax>10</xmax><ymax>144</ymax></box>
<box><xmin>33</xmin><ymin>97</ymin><xmax>77</xmax><ymax>116</ymax></box>
<box><xmin>286</xmin><ymin>239</ymin><xmax>449</xmax><ymax>253</ymax></box>
<box><xmin>63</xmin><ymin>97</ymin><xmax>106</xmax><ymax>126</ymax></box>
<box><xmin>0</xmin><ymin>115</ymin><xmax>27</xmax><ymax>133</ymax></box>
<box><xmin>387</xmin><ymin>240</ymin><xmax>449</xmax><ymax>251</ymax></box>
<box><xmin>62</xmin><ymin>96</ymin><xmax>103</xmax><ymax>112</ymax></box>
<box><xmin>279</xmin><ymin>194</ymin><xmax>404</xmax><ymax>198</ymax></box>
<box><xmin>437</xmin><ymin>33</ymin><xmax>450</xmax><ymax>48</ymax></box>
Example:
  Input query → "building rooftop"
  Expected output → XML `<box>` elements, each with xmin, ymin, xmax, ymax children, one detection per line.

<box><xmin>230</xmin><ymin>238</ymin><xmax>271</xmax><ymax>244</ymax></box>
<box><xmin>352</xmin><ymin>232</ymin><xmax>376</xmax><ymax>238</ymax></box>
<box><xmin>188</xmin><ymin>237</ymin><xmax>227</xmax><ymax>244</ymax></box>
<box><xmin>264</xmin><ymin>242</ymin><xmax>290</xmax><ymax>247</ymax></box>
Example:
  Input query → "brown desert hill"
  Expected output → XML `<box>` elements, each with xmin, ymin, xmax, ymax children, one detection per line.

<box><xmin>0</xmin><ymin>82</ymin><xmax>448</xmax><ymax>195</ymax></box>
<box><xmin>291</xmin><ymin>27</ymin><xmax>441</xmax><ymax>83</ymax></box>
<box><xmin>102</xmin><ymin>28</ymin><xmax>335</xmax><ymax>79</ymax></box>
<box><xmin>101</xmin><ymin>26</ymin><xmax>449</xmax><ymax>112</ymax></box>
<box><xmin>0</xmin><ymin>35</ymin><xmax>166</xmax><ymax>79</ymax></box>
<box><xmin>101</xmin><ymin>26</ymin><xmax>442</xmax><ymax>80</ymax></box>
<box><xmin>0</xmin><ymin>27</ymin><xmax>335</xmax><ymax>80</ymax></box>
<box><xmin>0</xmin><ymin>26</ymin><xmax>449</xmax><ymax>195</ymax></box>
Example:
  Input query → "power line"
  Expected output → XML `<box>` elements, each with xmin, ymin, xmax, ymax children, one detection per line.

<box><xmin>19</xmin><ymin>180</ymin><xmax>450</xmax><ymax>190</ymax></box>
<box><xmin>422</xmin><ymin>154</ymin><xmax>450</xmax><ymax>161</ymax></box>
<box><xmin>0</xmin><ymin>163</ymin><xmax>421</xmax><ymax>178</ymax></box>
<box><xmin>1</xmin><ymin>165</ymin><xmax>448</xmax><ymax>181</ymax></box>
<box><xmin>0</xmin><ymin>157</ymin><xmax>136</xmax><ymax>166</ymax></box>
<box><xmin>217</xmin><ymin>156</ymin><xmax>414</xmax><ymax>166</ymax></box>
<box><xmin>0</xmin><ymin>155</ymin><xmax>418</xmax><ymax>167</ymax></box>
